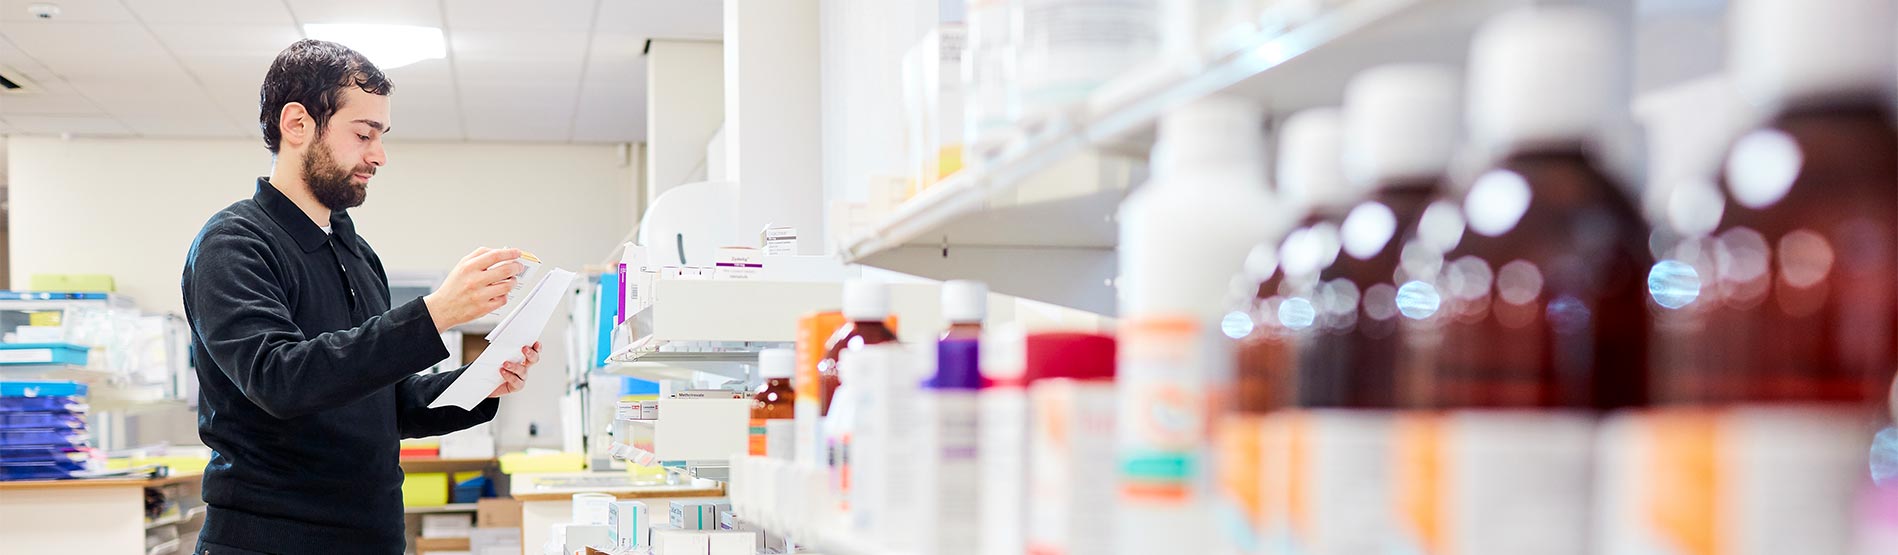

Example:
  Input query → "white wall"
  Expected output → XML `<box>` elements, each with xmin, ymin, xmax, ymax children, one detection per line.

<box><xmin>7</xmin><ymin>136</ymin><xmax>638</xmax><ymax>451</ymax></box>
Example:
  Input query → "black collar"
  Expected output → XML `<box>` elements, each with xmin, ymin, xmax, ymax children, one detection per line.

<box><xmin>252</xmin><ymin>177</ymin><xmax>360</xmax><ymax>256</ymax></box>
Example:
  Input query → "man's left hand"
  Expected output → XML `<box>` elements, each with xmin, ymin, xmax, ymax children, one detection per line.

<box><xmin>489</xmin><ymin>342</ymin><xmax>540</xmax><ymax>398</ymax></box>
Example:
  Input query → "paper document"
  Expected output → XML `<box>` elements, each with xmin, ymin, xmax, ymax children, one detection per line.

<box><xmin>430</xmin><ymin>267</ymin><xmax>577</xmax><ymax>410</ymax></box>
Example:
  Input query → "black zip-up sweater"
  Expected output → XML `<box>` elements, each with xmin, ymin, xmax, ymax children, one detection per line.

<box><xmin>182</xmin><ymin>179</ymin><xmax>498</xmax><ymax>553</ymax></box>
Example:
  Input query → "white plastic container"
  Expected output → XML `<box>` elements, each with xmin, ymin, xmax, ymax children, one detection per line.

<box><xmin>1115</xmin><ymin>93</ymin><xmax>1275</xmax><ymax>555</ymax></box>
<box><xmin>978</xmin><ymin>325</ymin><xmax>1030</xmax><ymax>555</ymax></box>
<box><xmin>1016</xmin><ymin>0</ymin><xmax>1160</xmax><ymax>118</ymax></box>
<box><xmin>918</xmin><ymin>337</ymin><xmax>983</xmax><ymax>555</ymax></box>
<box><xmin>963</xmin><ymin>0</ymin><xmax>1020</xmax><ymax>156</ymax></box>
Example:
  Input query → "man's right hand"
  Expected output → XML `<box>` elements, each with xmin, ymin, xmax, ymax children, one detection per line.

<box><xmin>424</xmin><ymin>247</ymin><xmax>526</xmax><ymax>333</ymax></box>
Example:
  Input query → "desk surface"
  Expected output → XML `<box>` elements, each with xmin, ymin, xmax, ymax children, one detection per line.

<box><xmin>0</xmin><ymin>472</ymin><xmax>200</xmax><ymax>491</ymax></box>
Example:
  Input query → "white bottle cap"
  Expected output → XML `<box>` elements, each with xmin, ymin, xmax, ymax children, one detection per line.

<box><xmin>758</xmin><ymin>348</ymin><xmax>794</xmax><ymax>380</ymax></box>
<box><xmin>1730</xmin><ymin>0</ymin><xmax>1895</xmax><ymax>111</ymax></box>
<box><xmin>842</xmin><ymin>279</ymin><xmax>890</xmax><ymax>321</ymax></box>
<box><xmin>1467</xmin><ymin>6</ymin><xmax>1617</xmax><ymax>157</ymax></box>
<box><xmin>1155</xmin><ymin>94</ymin><xmax>1267</xmax><ymax>183</ymax></box>
<box><xmin>980</xmin><ymin>323</ymin><xmax>1027</xmax><ymax>384</ymax></box>
<box><xmin>1344</xmin><ymin>64</ymin><xmax>1459</xmax><ymax>188</ymax></box>
<box><xmin>1276</xmin><ymin>107</ymin><xmax>1354</xmax><ymax>213</ymax></box>
<box><xmin>940</xmin><ymin>279</ymin><xmax>988</xmax><ymax>323</ymax></box>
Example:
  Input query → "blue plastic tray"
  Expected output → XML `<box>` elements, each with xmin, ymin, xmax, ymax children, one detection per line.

<box><xmin>0</xmin><ymin>446</ymin><xmax>87</xmax><ymax>463</ymax></box>
<box><xmin>0</xmin><ymin>428</ymin><xmax>89</xmax><ymax>447</ymax></box>
<box><xmin>0</xmin><ymin>396</ymin><xmax>86</xmax><ymax>413</ymax></box>
<box><xmin>0</xmin><ymin>381</ymin><xmax>88</xmax><ymax>398</ymax></box>
<box><xmin>0</xmin><ymin>344</ymin><xmax>89</xmax><ymax>367</ymax></box>
<box><xmin>0</xmin><ymin>412</ymin><xmax>84</xmax><ymax>430</ymax></box>
<box><xmin>0</xmin><ymin>461</ymin><xmax>88</xmax><ymax>481</ymax></box>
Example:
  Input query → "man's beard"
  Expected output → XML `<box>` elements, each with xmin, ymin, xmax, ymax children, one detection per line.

<box><xmin>304</xmin><ymin>138</ymin><xmax>371</xmax><ymax>211</ymax></box>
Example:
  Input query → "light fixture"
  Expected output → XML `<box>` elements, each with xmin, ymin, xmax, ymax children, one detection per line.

<box><xmin>303</xmin><ymin>24</ymin><xmax>446</xmax><ymax>70</ymax></box>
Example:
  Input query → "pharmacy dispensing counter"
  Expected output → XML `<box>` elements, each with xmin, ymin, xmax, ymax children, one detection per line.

<box><xmin>510</xmin><ymin>471</ymin><xmax>725</xmax><ymax>552</ymax></box>
<box><xmin>0</xmin><ymin>473</ymin><xmax>203</xmax><ymax>554</ymax></box>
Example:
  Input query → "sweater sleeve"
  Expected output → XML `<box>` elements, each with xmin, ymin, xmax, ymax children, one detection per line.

<box><xmin>394</xmin><ymin>368</ymin><xmax>502</xmax><ymax>438</ymax></box>
<box><xmin>185</xmin><ymin>228</ymin><xmax>451</xmax><ymax>420</ymax></box>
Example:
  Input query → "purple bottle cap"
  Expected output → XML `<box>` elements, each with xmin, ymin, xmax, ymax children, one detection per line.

<box><xmin>927</xmin><ymin>339</ymin><xmax>983</xmax><ymax>390</ymax></box>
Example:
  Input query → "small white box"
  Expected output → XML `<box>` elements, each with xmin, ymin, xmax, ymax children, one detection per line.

<box><xmin>563</xmin><ymin>523</ymin><xmax>611</xmax><ymax>554</ymax></box>
<box><xmin>421</xmin><ymin>513</ymin><xmax>473</xmax><ymax>538</ymax></box>
<box><xmin>713</xmin><ymin>246</ymin><xmax>763</xmax><ymax>280</ymax></box>
<box><xmin>609</xmin><ymin>501</ymin><xmax>649</xmax><ymax>551</ymax></box>
<box><xmin>705</xmin><ymin>531</ymin><xmax>756</xmax><ymax>555</ymax></box>
<box><xmin>650</xmin><ymin>525</ymin><xmax>710</xmax><ymax>555</ymax></box>
<box><xmin>762</xmin><ymin>226</ymin><xmax>798</xmax><ymax>256</ymax></box>
<box><xmin>670</xmin><ymin>499</ymin><xmax>721</xmax><ymax>530</ymax></box>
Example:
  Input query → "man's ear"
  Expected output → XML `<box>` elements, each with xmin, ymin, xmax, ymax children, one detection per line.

<box><xmin>279</xmin><ymin>102</ymin><xmax>312</xmax><ymax>149</ymax></box>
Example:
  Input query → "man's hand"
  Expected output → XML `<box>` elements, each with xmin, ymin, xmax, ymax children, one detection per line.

<box><xmin>490</xmin><ymin>342</ymin><xmax>540</xmax><ymax>398</ymax></box>
<box><xmin>424</xmin><ymin>247</ymin><xmax>526</xmax><ymax>333</ymax></box>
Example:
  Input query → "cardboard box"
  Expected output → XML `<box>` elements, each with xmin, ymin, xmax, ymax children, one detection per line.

<box><xmin>564</xmin><ymin>524</ymin><xmax>612</xmax><ymax>554</ymax></box>
<box><xmin>421</xmin><ymin>513</ymin><xmax>474</xmax><ymax>538</ymax></box>
<box><xmin>669</xmin><ymin>499</ymin><xmax>721</xmax><ymax>531</ymax></box>
<box><xmin>415</xmin><ymin>536</ymin><xmax>470</xmax><ymax>554</ymax></box>
<box><xmin>476</xmin><ymin>498</ymin><xmax>523</xmax><ymax>528</ymax></box>
<box><xmin>609</xmin><ymin>500</ymin><xmax>650</xmax><ymax>551</ymax></box>
<box><xmin>705</xmin><ymin>531</ymin><xmax>756</xmax><ymax>555</ymax></box>
<box><xmin>651</xmin><ymin>526</ymin><xmax>711</xmax><ymax>555</ymax></box>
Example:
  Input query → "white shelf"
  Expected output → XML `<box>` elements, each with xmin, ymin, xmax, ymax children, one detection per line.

<box><xmin>607</xmin><ymin>280</ymin><xmax>954</xmax><ymax>362</ymax></box>
<box><xmin>837</xmin><ymin>0</ymin><xmax>1528</xmax><ymax>315</ymax></box>
<box><xmin>145</xmin><ymin>538</ymin><xmax>181</xmax><ymax>555</ymax></box>
<box><xmin>404</xmin><ymin>503</ymin><xmax>480</xmax><ymax>515</ymax></box>
<box><xmin>0</xmin><ymin>364</ymin><xmax>115</xmax><ymax>383</ymax></box>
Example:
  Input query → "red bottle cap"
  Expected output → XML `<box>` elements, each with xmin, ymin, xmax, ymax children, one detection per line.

<box><xmin>1024</xmin><ymin>332</ymin><xmax>1116</xmax><ymax>382</ymax></box>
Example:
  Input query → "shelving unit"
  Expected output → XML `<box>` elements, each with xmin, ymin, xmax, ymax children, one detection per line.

<box><xmin>0</xmin><ymin>364</ymin><xmax>115</xmax><ymax>383</ymax></box>
<box><xmin>403</xmin><ymin>503</ymin><xmax>480</xmax><ymax>515</ymax></box>
<box><xmin>837</xmin><ymin>0</ymin><xmax>1529</xmax><ymax>314</ymax></box>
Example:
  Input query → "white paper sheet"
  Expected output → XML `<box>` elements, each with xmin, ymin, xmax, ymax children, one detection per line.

<box><xmin>430</xmin><ymin>267</ymin><xmax>577</xmax><ymax>410</ymax></box>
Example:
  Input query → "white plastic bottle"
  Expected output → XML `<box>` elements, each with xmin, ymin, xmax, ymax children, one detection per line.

<box><xmin>1116</xmin><ymin>93</ymin><xmax>1276</xmax><ymax>555</ymax></box>
<box><xmin>1016</xmin><ymin>0</ymin><xmax>1160</xmax><ymax>118</ymax></box>
<box><xmin>978</xmin><ymin>324</ymin><xmax>1031</xmax><ymax>555</ymax></box>
<box><xmin>917</xmin><ymin>281</ymin><xmax>986</xmax><ymax>555</ymax></box>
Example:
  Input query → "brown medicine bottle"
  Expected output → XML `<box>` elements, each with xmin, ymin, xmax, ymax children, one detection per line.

<box><xmin>817</xmin><ymin>280</ymin><xmax>899</xmax><ymax>415</ymax></box>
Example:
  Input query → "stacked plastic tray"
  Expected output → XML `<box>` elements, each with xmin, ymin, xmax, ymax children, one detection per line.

<box><xmin>0</xmin><ymin>381</ymin><xmax>93</xmax><ymax>481</ymax></box>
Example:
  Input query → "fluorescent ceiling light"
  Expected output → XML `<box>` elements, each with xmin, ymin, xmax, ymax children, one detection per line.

<box><xmin>303</xmin><ymin>24</ymin><xmax>446</xmax><ymax>70</ymax></box>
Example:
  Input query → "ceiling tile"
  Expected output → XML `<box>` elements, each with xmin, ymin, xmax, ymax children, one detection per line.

<box><xmin>451</xmin><ymin>29</ymin><xmax>586</xmax><ymax>84</ymax></box>
<box><xmin>0</xmin><ymin>0</ymin><xmax>133</xmax><ymax>23</ymax></box>
<box><xmin>446</xmin><ymin>0</ymin><xmax>596</xmax><ymax>32</ymax></box>
<box><xmin>0</xmin><ymin>91</ymin><xmax>99</xmax><ymax>115</ymax></box>
<box><xmin>285</xmin><ymin>0</ymin><xmax>442</xmax><ymax>26</ymax></box>
<box><xmin>384</xmin><ymin>57</ymin><xmax>452</xmax><ymax>82</ymax></box>
<box><xmin>148</xmin><ymin>24</ymin><xmax>302</xmax><ymax>58</ymax></box>
<box><xmin>451</xmin><ymin>28</ymin><xmax>588</xmax><ymax>60</ymax></box>
<box><xmin>571</xmin><ymin>81</ymin><xmax>643</xmax><ymax>142</ymax></box>
<box><xmin>0</xmin><ymin>23</ymin><xmax>177</xmax><ymax>79</ymax></box>
<box><xmin>458</xmin><ymin>81</ymin><xmax>576</xmax><ymax>142</ymax></box>
<box><xmin>595</xmin><ymin>0</ymin><xmax>719</xmax><ymax>38</ymax></box>
<box><xmin>584</xmin><ymin>32</ymin><xmax>647</xmax><ymax>86</ymax></box>
<box><xmin>122</xmin><ymin>0</ymin><xmax>295</xmax><ymax>25</ymax></box>
<box><xmin>2</xmin><ymin>114</ymin><xmax>132</xmax><ymax>135</ymax></box>
<box><xmin>176</xmin><ymin>54</ymin><xmax>275</xmax><ymax>85</ymax></box>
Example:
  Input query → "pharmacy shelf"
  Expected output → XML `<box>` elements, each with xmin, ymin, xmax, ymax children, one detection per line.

<box><xmin>398</xmin><ymin>458</ymin><xmax>497</xmax><ymax>474</ymax></box>
<box><xmin>837</xmin><ymin>0</ymin><xmax>1528</xmax><ymax>315</ymax></box>
<box><xmin>607</xmin><ymin>280</ymin><xmax>953</xmax><ymax>368</ymax></box>
<box><xmin>0</xmin><ymin>364</ymin><xmax>115</xmax><ymax>383</ymax></box>
<box><xmin>144</xmin><ymin>505</ymin><xmax>205</xmax><ymax>530</ymax></box>
<box><xmin>404</xmin><ymin>503</ymin><xmax>479</xmax><ymax>515</ymax></box>
<box><xmin>145</xmin><ymin>538</ymin><xmax>182</xmax><ymax>555</ymax></box>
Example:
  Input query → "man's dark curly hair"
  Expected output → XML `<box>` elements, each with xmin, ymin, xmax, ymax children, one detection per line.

<box><xmin>258</xmin><ymin>39</ymin><xmax>393</xmax><ymax>154</ymax></box>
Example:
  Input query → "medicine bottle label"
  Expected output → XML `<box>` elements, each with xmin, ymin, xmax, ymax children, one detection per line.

<box><xmin>1594</xmin><ymin>406</ymin><xmax>1867</xmax><ymax>555</ymax></box>
<box><xmin>1392</xmin><ymin>410</ymin><xmax>1594</xmax><ymax>555</ymax></box>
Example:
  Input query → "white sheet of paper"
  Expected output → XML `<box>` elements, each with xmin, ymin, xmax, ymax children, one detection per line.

<box><xmin>430</xmin><ymin>267</ymin><xmax>577</xmax><ymax>410</ymax></box>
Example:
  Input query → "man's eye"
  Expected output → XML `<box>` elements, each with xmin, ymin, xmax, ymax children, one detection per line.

<box><xmin>359</xmin><ymin>134</ymin><xmax>371</xmax><ymax>141</ymax></box>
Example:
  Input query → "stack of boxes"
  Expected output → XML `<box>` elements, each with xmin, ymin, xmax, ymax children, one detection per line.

<box><xmin>0</xmin><ymin>380</ymin><xmax>93</xmax><ymax>481</ymax></box>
